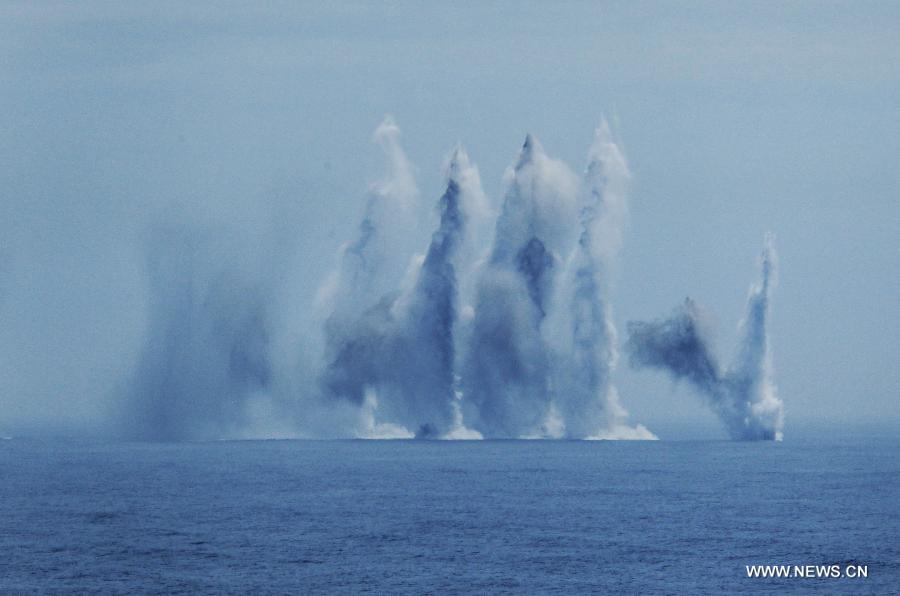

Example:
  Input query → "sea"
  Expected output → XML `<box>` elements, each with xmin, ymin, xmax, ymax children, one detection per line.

<box><xmin>1</xmin><ymin>438</ymin><xmax>898</xmax><ymax>594</ymax></box>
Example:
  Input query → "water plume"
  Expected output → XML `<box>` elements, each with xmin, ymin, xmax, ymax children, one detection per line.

<box><xmin>322</xmin><ymin>147</ymin><xmax>485</xmax><ymax>438</ymax></box>
<box><xmin>111</xmin><ymin>118</ymin><xmax>734</xmax><ymax>441</ymax></box>
<box><xmin>625</xmin><ymin>235</ymin><xmax>783</xmax><ymax>440</ymax></box>
<box><xmin>462</xmin><ymin>135</ymin><xmax>580</xmax><ymax>438</ymax></box>
<box><xmin>552</xmin><ymin>121</ymin><xmax>655</xmax><ymax>440</ymax></box>
<box><xmin>316</xmin><ymin>116</ymin><xmax>420</xmax><ymax>330</ymax></box>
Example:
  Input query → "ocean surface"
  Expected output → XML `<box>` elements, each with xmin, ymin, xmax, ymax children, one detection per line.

<box><xmin>2</xmin><ymin>438</ymin><xmax>898</xmax><ymax>594</ymax></box>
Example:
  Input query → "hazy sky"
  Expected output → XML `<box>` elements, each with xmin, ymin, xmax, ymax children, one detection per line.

<box><xmin>1</xmin><ymin>1</ymin><xmax>898</xmax><ymax>438</ymax></box>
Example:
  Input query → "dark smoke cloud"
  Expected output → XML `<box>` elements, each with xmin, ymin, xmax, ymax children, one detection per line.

<box><xmin>625</xmin><ymin>236</ymin><xmax>783</xmax><ymax>440</ymax></box>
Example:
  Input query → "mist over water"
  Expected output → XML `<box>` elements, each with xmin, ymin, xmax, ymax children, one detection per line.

<box><xmin>119</xmin><ymin>221</ymin><xmax>300</xmax><ymax>441</ymax></box>
<box><xmin>625</xmin><ymin>236</ymin><xmax>784</xmax><ymax>440</ymax></box>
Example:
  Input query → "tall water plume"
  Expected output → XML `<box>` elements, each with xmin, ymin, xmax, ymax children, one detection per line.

<box><xmin>625</xmin><ymin>236</ymin><xmax>783</xmax><ymax>440</ymax></box>
<box><xmin>462</xmin><ymin>135</ymin><xmax>579</xmax><ymax>438</ymax></box>
<box><xmin>552</xmin><ymin>121</ymin><xmax>655</xmax><ymax>439</ymax></box>
<box><xmin>322</xmin><ymin>147</ymin><xmax>486</xmax><ymax>438</ymax></box>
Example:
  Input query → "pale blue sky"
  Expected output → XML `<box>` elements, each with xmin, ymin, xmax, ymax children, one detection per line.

<box><xmin>1</xmin><ymin>1</ymin><xmax>898</xmax><ymax>437</ymax></box>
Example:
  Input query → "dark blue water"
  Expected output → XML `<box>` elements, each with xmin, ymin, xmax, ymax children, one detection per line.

<box><xmin>2</xmin><ymin>439</ymin><xmax>897</xmax><ymax>593</ymax></box>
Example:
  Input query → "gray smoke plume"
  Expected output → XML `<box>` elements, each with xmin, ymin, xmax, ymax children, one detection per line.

<box><xmin>551</xmin><ymin>121</ymin><xmax>655</xmax><ymax>439</ymax></box>
<box><xmin>462</xmin><ymin>135</ymin><xmax>580</xmax><ymax>438</ymax></box>
<box><xmin>120</xmin><ymin>224</ymin><xmax>274</xmax><ymax>440</ymax></box>
<box><xmin>321</xmin><ymin>148</ymin><xmax>486</xmax><ymax>438</ymax></box>
<box><xmin>625</xmin><ymin>235</ymin><xmax>783</xmax><ymax>440</ymax></box>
